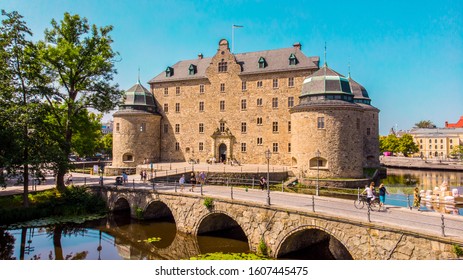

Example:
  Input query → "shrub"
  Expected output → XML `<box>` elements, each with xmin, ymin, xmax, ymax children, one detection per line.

<box><xmin>203</xmin><ymin>197</ymin><xmax>214</xmax><ymax>209</ymax></box>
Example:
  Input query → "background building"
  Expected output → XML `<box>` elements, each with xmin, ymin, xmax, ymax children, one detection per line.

<box><xmin>409</xmin><ymin>128</ymin><xmax>463</xmax><ymax>159</ymax></box>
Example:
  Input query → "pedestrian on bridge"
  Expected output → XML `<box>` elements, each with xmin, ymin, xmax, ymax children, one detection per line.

<box><xmin>179</xmin><ymin>174</ymin><xmax>185</xmax><ymax>192</ymax></box>
<box><xmin>378</xmin><ymin>183</ymin><xmax>389</xmax><ymax>210</ymax></box>
<box><xmin>259</xmin><ymin>176</ymin><xmax>266</xmax><ymax>191</ymax></box>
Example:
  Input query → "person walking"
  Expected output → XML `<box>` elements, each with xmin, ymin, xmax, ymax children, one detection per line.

<box><xmin>378</xmin><ymin>183</ymin><xmax>389</xmax><ymax>210</ymax></box>
<box><xmin>190</xmin><ymin>172</ymin><xmax>196</xmax><ymax>192</ymax></box>
<box><xmin>413</xmin><ymin>186</ymin><xmax>421</xmax><ymax>209</ymax></box>
<box><xmin>179</xmin><ymin>174</ymin><xmax>185</xmax><ymax>192</ymax></box>
<box><xmin>362</xmin><ymin>182</ymin><xmax>376</xmax><ymax>205</ymax></box>
<box><xmin>259</xmin><ymin>176</ymin><xmax>266</xmax><ymax>191</ymax></box>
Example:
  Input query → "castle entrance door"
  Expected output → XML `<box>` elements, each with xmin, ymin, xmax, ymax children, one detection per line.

<box><xmin>219</xmin><ymin>143</ymin><xmax>227</xmax><ymax>163</ymax></box>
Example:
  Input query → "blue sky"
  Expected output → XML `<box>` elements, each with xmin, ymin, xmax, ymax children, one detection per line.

<box><xmin>3</xmin><ymin>0</ymin><xmax>462</xmax><ymax>135</ymax></box>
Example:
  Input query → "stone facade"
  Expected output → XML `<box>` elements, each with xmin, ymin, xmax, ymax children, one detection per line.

<box><xmin>112</xmin><ymin>39</ymin><xmax>380</xmax><ymax>179</ymax></box>
<box><xmin>100</xmin><ymin>187</ymin><xmax>461</xmax><ymax>260</ymax></box>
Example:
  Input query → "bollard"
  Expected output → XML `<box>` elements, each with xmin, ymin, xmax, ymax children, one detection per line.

<box><xmin>282</xmin><ymin>180</ymin><xmax>284</xmax><ymax>192</ymax></box>
<box><xmin>441</xmin><ymin>214</ymin><xmax>445</xmax><ymax>237</ymax></box>
<box><xmin>174</xmin><ymin>182</ymin><xmax>177</xmax><ymax>193</ymax></box>
<box><xmin>252</xmin><ymin>178</ymin><xmax>255</xmax><ymax>189</ymax></box>
<box><xmin>357</xmin><ymin>187</ymin><xmax>360</xmax><ymax>199</ymax></box>
<box><xmin>200</xmin><ymin>184</ymin><xmax>203</xmax><ymax>196</ymax></box>
<box><xmin>312</xmin><ymin>195</ymin><xmax>315</xmax><ymax>212</ymax></box>
<box><xmin>407</xmin><ymin>194</ymin><xmax>411</xmax><ymax>210</ymax></box>
<box><xmin>84</xmin><ymin>177</ymin><xmax>86</xmax><ymax>186</ymax></box>
<box><xmin>152</xmin><ymin>177</ymin><xmax>155</xmax><ymax>191</ymax></box>
<box><xmin>132</xmin><ymin>179</ymin><xmax>135</xmax><ymax>189</ymax></box>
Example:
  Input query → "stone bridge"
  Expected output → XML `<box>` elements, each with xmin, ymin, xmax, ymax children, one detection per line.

<box><xmin>97</xmin><ymin>187</ymin><xmax>460</xmax><ymax>260</ymax></box>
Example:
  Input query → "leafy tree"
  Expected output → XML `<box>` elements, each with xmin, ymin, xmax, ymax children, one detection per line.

<box><xmin>0</xmin><ymin>10</ymin><xmax>46</xmax><ymax>206</ymax></box>
<box><xmin>379</xmin><ymin>134</ymin><xmax>399</xmax><ymax>154</ymax></box>
<box><xmin>397</xmin><ymin>134</ymin><xmax>419</xmax><ymax>157</ymax></box>
<box><xmin>36</xmin><ymin>13</ymin><xmax>123</xmax><ymax>191</ymax></box>
<box><xmin>415</xmin><ymin>120</ymin><xmax>436</xmax><ymax>128</ymax></box>
<box><xmin>450</xmin><ymin>145</ymin><xmax>463</xmax><ymax>160</ymax></box>
<box><xmin>98</xmin><ymin>132</ymin><xmax>113</xmax><ymax>157</ymax></box>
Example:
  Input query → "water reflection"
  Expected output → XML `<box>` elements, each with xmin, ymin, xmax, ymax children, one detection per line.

<box><xmin>381</xmin><ymin>168</ymin><xmax>463</xmax><ymax>215</ymax></box>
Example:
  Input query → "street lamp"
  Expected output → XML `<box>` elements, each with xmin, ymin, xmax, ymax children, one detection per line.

<box><xmin>316</xmin><ymin>149</ymin><xmax>320</xmax><ymax>196</ymax></box>
<box><xmin>265</xmin><ymin>148</ymin><xmax>271</xmax><ymax>205</ymax></box>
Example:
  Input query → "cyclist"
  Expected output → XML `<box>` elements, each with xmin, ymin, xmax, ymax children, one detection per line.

<box><xmin>361</xmin><ymin>182</ymin><xmax>376</xmax><ymax>205</ymax></box>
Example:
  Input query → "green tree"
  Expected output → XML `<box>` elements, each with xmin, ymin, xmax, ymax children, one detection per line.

<box><xmin>36</xmin><ymin>13</ymin><xmax>123</xmax><ymax>191</ymax></box>
<box><xmin>450</xmin><ymin>145</ymin><xmax>463</xmax><ymax>160</ymax></box>
<box><xmin>397</xmin><ymin>134</ymin><xmax>419</xmax><ymax>157</ymax></box>
<box><xmin>0</xmin><ymin>10</ymin><xmax>46</xmax><ymax>206</ymax></box>
<box><xmin>415</xmin><ymin>120</ymin><xmax>436</xmax><ymax>128</ymax></box>
<box><xmin>379</xmin><ymin>134</ymin><xmax>399</xmax><ymax>154</ymax></box>
<box><xmin>98</xmin><ymin>132</ymin><xmax>113</xmax><ymax>157</ymax></box>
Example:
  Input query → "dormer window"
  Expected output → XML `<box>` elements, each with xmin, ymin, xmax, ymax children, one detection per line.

<box><xmin>188</xmin><ymin>64</ymin><xmax>197</xmax><ymax>75</ymax></box>
<box><xmin>258</xmin><ymin>57</ymin><xmax>267</xmax><ymax>68</ymax></box>
<box><xmin>165</xmin><ymin>66</ymin><xmax>174</xmax><ymax>77</ymax></box>
<box><xmin>289</xmin><ymin>53</ymin><xmax>298</xmax><ymax>65</ymax></box>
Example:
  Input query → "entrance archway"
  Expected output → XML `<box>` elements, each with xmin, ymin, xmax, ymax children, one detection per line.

<box><xmin>219</xmin><ymin>143</ymin><xmax>227</xmax><ymax>163</ymax></box>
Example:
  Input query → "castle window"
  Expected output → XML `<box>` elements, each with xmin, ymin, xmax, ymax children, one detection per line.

<box><xmin>258</xmin><ymin>57</ymin><xmax>267</xmax><ymax>68</ymax></box>
<box><xmin>257</xmin><ymin>98</ymin><xmax>263</xmax><ymax>106</ymax></box>
<box><xmin>123</xmin><ymin>153</ymin><xmax>134</xmax><ymax>162</ymax></box>
<box><xmin>317</xmin><ymin>117</ymin><xmax>325</xmax><ymax>129</ymax></box>
<box><xmin>288</xmin><ymin>77</ymin><xmax>294</xmax><ymax>87</ymax></box>
<box><xmin>367</xmin><ymin>128</ymin><xmax>371</xmax><ymax>135</ymax></box>
<box><xmin>288</xmin><ymin>121</ymin><xmax>291</xmax><ymax>133</ymax></box>
<box><xmin>175</xmin><ymin>142</ymin><xmax>180</xmax><ymax>151</ymax></box>
<box><xmin>241</xmin><ymin>122</ymin><xmax>247</xmax><ymax>133</ymax></box>
<box><xmin>188</xmin><ymin>64</ymin><xmax>197</xmax><ymax>75</ymax></box>
<box><xmin>241</xmin><ymin>143</ymin><xmax>247</xmax><ymax>153</ymax></box>
<box><xmin>272</xmin><ymin>97</ymin><xmax>278</xmax><ymax>108</ymax></box>
<box><xmin>241</xmin><ymin>99</ymin><xmax>247</xmax><ymax>110</ymax></box>
<box><xmin>272</xmin><ymin>121</ymin><xmax>279</xmax><ymax>133</ymax></box>
<box><xmin>220</xmin><ymin>100</ymin><xmax>225</xmax><ymax>111</ymax></box>
<box><xmin>440</xmin><ymin>139</ymin><xmax>443</xmax><ymax>143</ymax></box>
<box><xmin>116</xmin><ymin>123</ymin><xmax>120</xmax><ymax>132</ymax></box>
<box><xmin>289</xmin><ymin>53</ymin><xmax>298</xmax><ymax>65</ymax></box>
<box><xmin>218</xmin><ymin>60</ymin><xmax>227</xmax><ymax>72</ymax></box>
<box><xmin>175</xmin><ymin>103</ymin><xmax>180</xmax><ymax>113</ymax></box>
<box><xmin>165</xmin><ymin>66</ymin><xmax>174</xmax><ymax>77</ymax></box>
<box><xmin>257</xmin><ymin>117</ymin><xmax>263</xmax><ymax>125</ymax></box>
<box><xmin>163</xmin><ymin>124</ymin><xmax>168</xmax><ymax>133</ymax></box>
<box><xmin>273</xmin><ymin>143</ymin><xmax>279</xmax><ymax>153</ymax></box>
<box><xmin>220</xmin><ymin>83</ymin><xmax>225</xmax><ymax>92</ymax></box>
<box><xmin>176</xmin><ymin>86</ymin><xmax>181</xmax><ymax>95</ymax></box>
<box><xmin>140</xmin><ymin>123</ymin><xmax>146</xmax><ymax>132</ymax></box>
<box><xmin>199</xmin><ymin>142</ymin><xmax>204</xmax><ymax>151</ymax></box>
<box><xmin>273</xmin><ymin>78</ymin><xmax>279</xmax><ymax>89</ymax></box>
<box><xmin>435</xmin><ymin>139</ymin><xmax>437</xmax><ymax>143</ymax></box>
<box><xmin>257</xmin><ymin>137</ymin><xmax>263</xmax><ymax>145</ymax></box>
<box><xmin>288</xmin><ymin>97</ymin><xmax>294</xmax><ymax>108</ymax></box>
<box><xmin>288</xmin><ymin>143</ymin><xmax>291</xmax><ymax>152</ymax></box>
<box><xmin>309</xmin><ymin>157</ymin><xmax>327</xmax><ymax>169</ymax></box>
<box><xmin>242</xmin><ymin>81</ymin><xmax>247</xmax><ymax>91</ymax></box>
<box><xmin>164</xmin><ymin>103</ymin><xmax>168</xmax><ymax>113</ymax></box>
<box><xmin>199</xmin><ymin>123</ymin><xmax>204</xmax><ymax>133</ymax></box>
<box><xmin>220</xmin><ymin>122</ymin><xmax>225</xmax><ymax>132</ymax></box>
<box><xmin>164</xmin><ymin>87</ymin><xmax>169</xmax><ymax>96</ymax></box>
<box><xmin>199</xmin><ymin>84</ymin><xmax>205</xmax><ymax>94</ymax></box>
<box><xmin>257</xmin><ymin>80</ymin><xmax>263</xmax><ymax>88</ymax></box>
<box><xmin>175</xmin><ymin>124</ymin><xmax>180</xmax><ymax>134</ymax></box>
<box><xmin>199</xmin><ymin>101</ymin><xmax>204</xmax><ymax>112</ymax></box>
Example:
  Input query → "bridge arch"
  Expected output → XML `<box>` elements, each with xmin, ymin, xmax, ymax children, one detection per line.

<box><xmin>196</xmin><ymin>211</ymin><xmax>249</xmax><ymax>253</ymax></box>
<box><xmin>113</xmin><ymin>196</ymin><xmax>131</xmax><ymax>213</ymax></box>
<box><xmin>144</xmin><ymin>200</ymin><xmax>175</xmax><ymax>221</ymax></box>
<box><xmin>275</xmin><ymin>225</ymin><xmax>353</xmax><ymax>260</ymax></box>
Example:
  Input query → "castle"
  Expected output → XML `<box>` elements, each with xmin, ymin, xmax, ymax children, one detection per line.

<box><xmin>111</xmin><ymin>39</ymin><xmax>379</xmax><ymax>179</ymax></box>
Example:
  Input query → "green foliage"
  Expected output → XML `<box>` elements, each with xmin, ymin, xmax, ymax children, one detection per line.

<box><xmin>258</xmin><ymin>238</ymin><xmax>268</xmax><ymax>256</ymax></box>
<box><xmin>450</xmin><ymin>145</ymin><xmax>463</xmax><ymax>160</ymax></box>
<box><xmin>453</xmin><ymin>244</ymin><xmax>463</xmax><ymax>258</ymax></box>
<box><xmin>190</xmin><ymin>252</ymin><xmax>269</xmax><ymax>260</ymax></box>
<box><xmin>397</xmin><ymin>134</ymin><xmax>419</xmax><ymax>157</ymax></box>
<box><xmin>98</xmin><ymin>133</ymin><xmax>113</xmax><ymax>156</ymax></box>
<box><xmin>140</xmin><ymin>237</ymin><xmax>162</xmax><ymax>243</ymax></box>
<box><xmin>135</xmin><ymin>207</ymin><xmax>144</xmax><ymax>219</ymax></box>
<box><xmin>379</xmin><ymin>134</ymin><xmax>399</xmax><ymax>153</ymax></box>
<box><xmin>0</xmin><ymin>187</ymin><xmax>107</xmax><ymax>225</ymax></box>
<box><xmin>203</xmin><ymin>197</ymin><xmax>214</xmax><ymax>209</ymax></box>
<box><xmin>414</xmin><ymin>120</ymin><xmax>436</xmax><ymax>128</ymax></box>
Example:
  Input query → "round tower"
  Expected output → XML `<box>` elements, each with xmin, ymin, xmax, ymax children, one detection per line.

<box><xmin>349</xmin><ymin>76</ymin><xmax>380</xmax><ymax>168</ymax></box>
<box><xmin>290</xmin><ymin>65</ymin><xmax>365</xmax><ymax>178</ymax></box>
<box><xmin>110</xmin><ymin>80</ymin><xmax>161</xmax><ymax>174</ymax></box>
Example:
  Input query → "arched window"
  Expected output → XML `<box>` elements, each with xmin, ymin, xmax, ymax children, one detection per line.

<box><xmin>309</xmin><ymin>157</ymin><xmax>327</xmax><ymax>169</ymax></box>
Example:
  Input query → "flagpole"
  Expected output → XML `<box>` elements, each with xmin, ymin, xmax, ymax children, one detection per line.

<box><xmin>232</xmin><ymin>24</ymin><xmax>243</xmax><ymax>54</ymax></box>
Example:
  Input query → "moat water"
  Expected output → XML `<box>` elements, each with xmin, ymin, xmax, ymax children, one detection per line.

<box><xmin>1</xmin><ymin>168</ymin><xmax>462</xmax><ymax>260</ymax></box>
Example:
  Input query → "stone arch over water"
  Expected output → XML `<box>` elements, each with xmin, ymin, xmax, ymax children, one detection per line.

<box><xmin>276</xmin><ymin>226</ymin><xmax>353</xmax><ymax>260</ymax></box>
<box><xmin>144</xmin><ymin>200</ymin><xmax>175</xmax><ymax>221</ymax></box>
<box><xmin>196</xmin><ymin>211</ymin><xmax>249</xmax><ymax>254</ymax></box>
<box><xmin>113</xmin><ymin>196</ymin><xmax>131</xmax><ymax>213</ymax></box>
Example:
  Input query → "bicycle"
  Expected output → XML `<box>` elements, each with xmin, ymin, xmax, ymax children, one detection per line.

<box><xmin>354</xmin><ymin>195</ymin><xmax>380</xmax><ymax>211</ymax></box>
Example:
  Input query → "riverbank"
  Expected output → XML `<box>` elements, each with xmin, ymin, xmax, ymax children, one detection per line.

<box><xmin>380</xmin><ymin>156</ymin><xmax>463</xmax><ymax>171</ymax></box>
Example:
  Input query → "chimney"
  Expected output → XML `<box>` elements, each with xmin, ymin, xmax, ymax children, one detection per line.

<box><xmin>445</xmin><ymin>121</ymin><xmax>448</xmax><ymax>128</ymax></box>
<box><xmin>293</xmin><ymin>42</ymin><xmax>302</xmax><ymax>50</ymax></box>
<box><xmin>198</xmin><ymin>53</ymin><xmax>203</xmax><ymax>59</ymax></box>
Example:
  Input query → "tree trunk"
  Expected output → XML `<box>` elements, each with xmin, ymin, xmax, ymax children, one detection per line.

<box><xmin>53</xmin><ymin>225</ymin><xmax>63</xmax><ymax>260</ymax></box>
<box><xmin>22</xmin><ymin>125</ymin><xmax>29</xmax><ymax>207</ymax></box>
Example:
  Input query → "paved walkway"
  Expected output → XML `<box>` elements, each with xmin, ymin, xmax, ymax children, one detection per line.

<box><xmin>2</xmin><ymin>162</ymin><xmax>463</xmax><ymax>243</ymax></box>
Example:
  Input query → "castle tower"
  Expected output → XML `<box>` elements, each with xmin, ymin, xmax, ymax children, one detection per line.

<box><xmin>349</xmin><ymin>76</ymin><xmax>380</xmax><ymax>168</ymax></box>
<box><xmin>290</xmin><ymin>65</ymin><xmax>365</xmax><ymax>178</ymax></box>
<box><xmin>110</xmin><ymin>80</ymin><xmax>161</xmax><ymax>173</ymax></box>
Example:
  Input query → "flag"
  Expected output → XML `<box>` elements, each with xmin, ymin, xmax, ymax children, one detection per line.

<box><xmin>233</xmin><ymin>24</ymin><xmax>244</xmax><ymax>28</ymax></box>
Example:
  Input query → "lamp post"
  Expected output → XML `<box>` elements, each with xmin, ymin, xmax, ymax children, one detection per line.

<box><xmin>265</xmin><ymin>148</ymin><xmax>271</xmax><ymax>205</ymax></box>
<box><xmin>316</xmin><ymin>149</ymin><xmax>320</xmax><ymax>196</ymax></box>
